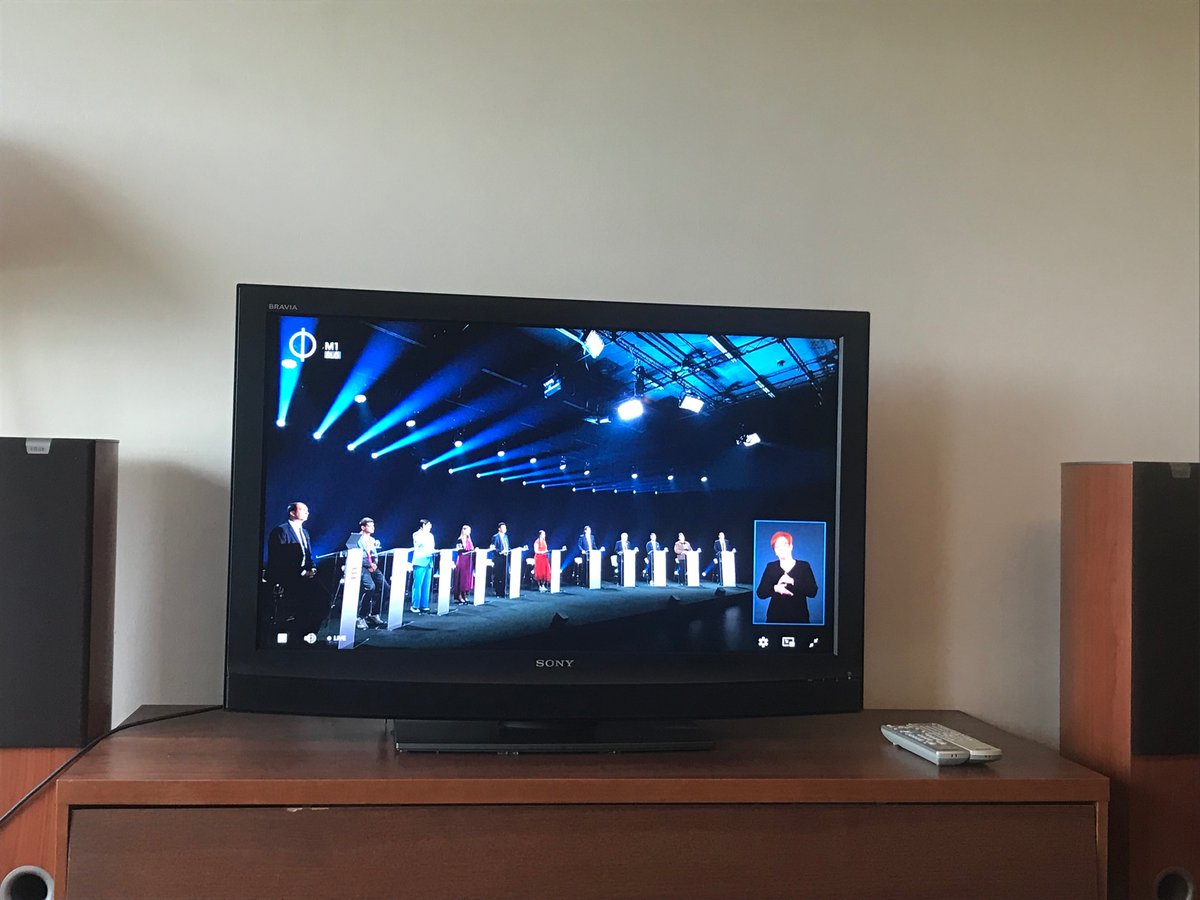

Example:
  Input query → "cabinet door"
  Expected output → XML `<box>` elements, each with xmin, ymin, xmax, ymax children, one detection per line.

<box><xmin>67</xmin><ymin>802</ymin><xmax>1099</xmax><ymax>899</ymax></box>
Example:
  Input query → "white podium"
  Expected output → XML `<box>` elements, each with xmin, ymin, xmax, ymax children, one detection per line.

<box><xmin>383</xmin><ymin>549</ymin><xmax>410</xmax><ymax>630</ymax></box>
<box><xmin>434</xmin><ymin>548</ymin><xmax>453</xmax><ymax>615</ymax></box>
<box><xmin>719</xmin><ymin>549</ymin><xmax>737</xmax><ymax>587</ymax></box>
<box><xmin>684</xmin><ymin>549</ymin><xmax>701</xmax><ymax>587</ymax></box>
<box><xmin>473</xmin><ymin>548</ymin><xmax>490</xmax><ymax>605</ymax></box>
<box><xmin>620</xmin><ymin>549</ymin><xmax>638</xmax><ymax>588</ymax></box>
<box><xmin>586</xmin><ymin>549</ymin><xmax>603</xmax><ymax>589</ymax></box>
<box><xmin>507</xmin><ymin>547</ymin><xmax>524</xmax><ymax>598</ymax></box>
<box><xmin>650</xmin><ymin>549</ymin><xmax>667</xmax><ymax>586</ymax></box>
<box><xmin>549</xmin><ymin>548</ymin><xmax>564</xmax><ymax>594</ymax></box>
<box><xmin>337</xmin><ymin>548</ymin><xmax>364</xmax><ymax>649</ymax></box>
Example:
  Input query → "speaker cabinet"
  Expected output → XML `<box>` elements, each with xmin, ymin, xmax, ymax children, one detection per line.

<box><xmin>1061</xmin><ymin>462</ymin><xmax>1199</xmax><ymax>900</ymax></box>
<box><xmin>0</xmin><ymin>437</ymin><xmax>117</xmax><ymax>882</ymax></box>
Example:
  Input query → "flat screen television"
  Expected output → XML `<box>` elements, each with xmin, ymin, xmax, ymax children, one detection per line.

<box><xmin>224</xmin><ymin>284</ymin><xmax>868</xmax><ymax>749</ymax></box>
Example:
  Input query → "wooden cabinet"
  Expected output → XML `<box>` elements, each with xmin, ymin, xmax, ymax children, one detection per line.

<box><xmin>55</xmin><ymin>708</ymin><xmax>1107</xmax><ymax>899</ymax></box>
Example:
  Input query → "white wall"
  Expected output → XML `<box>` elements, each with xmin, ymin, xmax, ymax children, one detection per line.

<box><xmin>1</xmin><ymin>0</ymin><xmax>1196</xmax><ymax>746</ymax></box>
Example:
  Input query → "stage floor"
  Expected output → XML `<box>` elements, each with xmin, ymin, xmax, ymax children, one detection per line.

<box><xmin>325</xmin><ymin>580</ymin><xmax>754</xmax><ymax>651</ymax></box>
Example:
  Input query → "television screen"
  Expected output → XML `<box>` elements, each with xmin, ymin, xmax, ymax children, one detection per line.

<box><xmin>225</xmin><ymin>286</ymin><xmax>868</xmax><ymax>726</ymax></box>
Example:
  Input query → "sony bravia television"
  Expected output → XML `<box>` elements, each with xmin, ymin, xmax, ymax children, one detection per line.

<box><xmin>225</xmin><ymin>284</ymin><xmax>868</xmax><ymax>746</ymax></box>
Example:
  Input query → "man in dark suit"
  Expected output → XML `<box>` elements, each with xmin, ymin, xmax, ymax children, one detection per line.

<box><xmin>491</xmin><ymin>522</ymin><xmax>510</xmax><ymax>597</ymax></box>
<box><xmin>615</xmin><ymin>531</ymin><xmax>635</xmax><ymax>585</ymax></box>
<box><xmin>712</xmin><ymin>531</ymin><xmax>733</xmax><ymax>583</ymax></box>
<box><xmin>265</xmin><ymin>501</ymin><xmax>326</xmax><ymax>641</ymax></box>
<box><xmin>644</xmin><ymin>532</ymin><xmax>662</xmax><ymax>581</ymax></box>
<box><xmin>575</xmin><ymin>525</ymin><xmax>598</xmax><ymax>585</ymax></box>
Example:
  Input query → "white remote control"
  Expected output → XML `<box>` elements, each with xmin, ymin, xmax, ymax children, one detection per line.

<box><xmin>881</xmin><ymin>723</ymin><xmax>1002</xmax><ymax>766</ymax></box>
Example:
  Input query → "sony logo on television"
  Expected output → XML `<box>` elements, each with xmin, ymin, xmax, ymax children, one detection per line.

<box><xmin>535</xmin><ymin>659</ymin><xmax>575</xmax><ymax>668</ymax></box>
<box><xmin>269</xmin><ymin>303</ymin><xmax>300</xmax><ymax>311</ymax></box>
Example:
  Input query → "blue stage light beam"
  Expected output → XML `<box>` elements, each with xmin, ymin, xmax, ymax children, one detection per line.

<box><xmin>348</xmin><ymin>350</ymin><xmax>496</xmax><ymax>450</ymax></box>
<box><xmin>276</xmin><ymin>316</ymin><xmax>318</xmax><ymax>427</ymax></box>
<box><xmin>312</xmin><ymin>330</ymin><xmax>407</xmax><ymax>440</ymax></box>
<box><xmin>426</xmin><ymin>406</ymin><xmax>558</xmax><ymax>468</ymax></box>
<box><xmin>370</xmin><ymin>404</ymin><xmax>479</xmax><ymax>459</ymax></box>
<box><xmin>522</xmin><ymin>474</ymin><xmax>578</xmax><ymax>486</ymax></box>
<box><xmin>494</xmin><ymin>468</ymin><xmax>559</xmax><ymax>482</ymax></box>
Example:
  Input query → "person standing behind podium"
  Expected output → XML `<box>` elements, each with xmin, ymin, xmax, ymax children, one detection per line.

<box><xmin>673</xmin><ymin>532</ymin><xmax>692</xmax><ymax>584</ymax></box>
<box><xmin>491</xmin><ymin>522</ymin><xmax>510</xmax><ymax>597</ymax></box>
<box><xmin>577</xmin><ymin>525</ymin><xmax>596</xmax><ymax>556</ymax></box>
<box><xmin>453</xmin><ymin>525</ymin><xmax>475</xmax><ymax>603</ymax></box>
<box><xmin>615</xmin><ymin>532</ymin><xmax>634</xmax><ymax>584</ymax></box>
<box><xmin>355</xmin><ymin>517</ymin><xmax>388</xmax><ymax>627</ymax></box>
<box><xmin>712</xmin><ymin>531</ymin><xmax>733</xmax><ymax>583</ymax></box>
<box><xmin>644</xmin><ymin>532</ymin><xmax>662</xmax><ymax>581</ymax></box>
<box><xmin>265</xmin><ymin>501</ymin><xmax>324</xmax><ymax>638</ymax></box>
<box><xmin>410</xmin><ymin>518</ymin><xmax>435</xmax><ymax>613</ymax></box>
<box><xmin>533</xmin><ymin>530</ymin><xmax>550</xmax><ymax>592</ymax></box>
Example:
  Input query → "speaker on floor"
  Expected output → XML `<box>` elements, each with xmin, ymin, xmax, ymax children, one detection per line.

<box><xmin>1061</xmin><ymin>461</ymin><xmax>1199</xmax><ymax>899</ymax></box>
<box><xmin>0</xmin><ymin>437</ymin><xmax>117</xmax><ymax>888</ymax></box>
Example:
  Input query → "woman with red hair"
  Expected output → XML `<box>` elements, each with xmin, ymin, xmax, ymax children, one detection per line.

<box><xmin>756</xmin><ymin>530</ymin><xmax>818</xmax><ymax>623</ymax></box>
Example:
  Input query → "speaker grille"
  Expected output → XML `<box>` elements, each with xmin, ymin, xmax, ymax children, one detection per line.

<box><xmin>1131</xmin><ymin>462</ymin><xmax>1200</xmax><ymax>756</ymax></box>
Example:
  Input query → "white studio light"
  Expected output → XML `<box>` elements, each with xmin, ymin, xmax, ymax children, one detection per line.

<box><xmin>679</xmin><ymin>393</ymin><xmax>704</xmax><ymax>414</ymax></box>
<box><xmin>583</xmin><ymin>330</ymin><xmax>605</xmax><ymax>359</ymax></box>
<box><xmin>616</xmin><ymin>398</ymin><xmax>644</xmax><ymax>421</ymax></box>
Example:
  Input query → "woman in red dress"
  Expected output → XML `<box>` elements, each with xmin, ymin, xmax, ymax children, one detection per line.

<box><xmin>533</xmin><ymin>529</ymin><xmax>551</xmax><ymax>592</ymax></box>
<box><xmin>454</xmin><ymin>525</ymin><xmax>475</xmax><ymax>603</ymax></box>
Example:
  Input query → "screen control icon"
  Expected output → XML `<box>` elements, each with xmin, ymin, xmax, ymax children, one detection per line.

<box><xmin>276</xmin><ymin>633</ymin><xmax>288</xmax><ymax>644</ymax></box>
<box><xmin>757</xmin><ymin>636</ymin><xmax>769</xmax><ymax>648</ymax></box>
<box><xmin>781</xmin><ymin>636</ymin><xmax>796</xmax><ymax>648</ymax></box>
<box><xmin>303</xmin><ymin>633</ymin><xmax>317</xmax><ymax>644</ymax></box>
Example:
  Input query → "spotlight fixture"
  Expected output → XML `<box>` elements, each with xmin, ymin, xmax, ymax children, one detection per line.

<box><xmin>616</xmin><ymin>398</ymin><xmax>644</xmax><ymax>421</ymax></box>
<box><xmin>737</xmin><ymin>432</ymin><xmax>762</xmax><ymax>447</ymax></box>
<box><xmin>346</xmin><ymin>443</ymin><xmax>356</xmax><ymax>451</ymax></box>
<box><xmin>454</xmin><ymin>439</ymin><xmax>463</xmax><ymax>448</ymax></box>
<box><xmin>679</xmin><ymin>393</ymin><xmax>704</xmax><ymax>414</ymax></box>
<box><xmin>583</xmin><ymin>330</ymin><xmax>605</xmax><ymax>359</ymax></box>
<box><xmin>497</xmin><ymin>449</ymin><xmax>506</xmax><ymax>457</ymax></box>
<box><xmin>667</xmin><ymin>474</ymin><xmax>675</xmax><ymax>481</ymax></box>
<box><xmin>312</xmin><ymin>431</ymin><xmax>322</xmax><ymax>440</ymax></box>
<box><xmin>633</xmin><ymin>365</ymin><xmax>646</xmax><ymax>396</ymax></box>
<box><xmin>370</xmin><ymin>452</ymin><xmax>379</xmax><ymax>460</ymax></box>
<box><xmin>354</xmin><ymin>394</ymin><xmax>367</xmax><ymax>404</ymax></box>
<box><xmin>406</xmin><ymin>419</ymin><xmax>417</xmax><ymax>428</ymax></box>
<box><xmin>529</xmin><ymin>457</ymin><xmax>538</xmax><ymax>465</ymax></box>
<box><xmin>276</xmin><ymin>418</ymin><xmax>287</xmax><ymax>427</ymax></box>
<box><xmin>631</xmin><ymin>473</ymin><xmax>638</xmax><ymax>480</ymax></box>
<box><xmin>543</xmin><ymin>374</ymin><xmax>562</xmax><ymax>398</ymax></box>
<box><xmin>701</xmin><ymin>475</ymin><xmax>709</xmax><ymax>483</ymax></box>
<box><xmin>559</xmin><ymin>459</ymin><xmax>567</xmax><ymax>471</ymax></box>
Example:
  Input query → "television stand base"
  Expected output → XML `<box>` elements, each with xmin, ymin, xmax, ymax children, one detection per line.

<box><xmin>389</xmin><ymin>718</ymin><xmax>714</xmax><ymax>753</ymax></box>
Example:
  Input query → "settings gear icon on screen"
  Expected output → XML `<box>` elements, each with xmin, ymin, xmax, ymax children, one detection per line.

<box><xmin>757</xmin><ymin>636</ymin><xmax>770</xmax><ymax>648</ymax></box>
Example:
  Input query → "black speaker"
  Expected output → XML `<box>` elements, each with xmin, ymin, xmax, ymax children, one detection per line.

<box><xmin>0</xmin><ymin>437</ymin><xmax>117</xmax><ymax>748</ymax></box>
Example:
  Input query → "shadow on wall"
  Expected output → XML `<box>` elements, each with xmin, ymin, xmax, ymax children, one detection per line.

<box><xmin>862</xmin><ymin>369</ymin><xmax>951</xmax><ymax>709</ymax></box>
<box><xmin>113</xmin><ymin>460</ymin><xmax>230</xmax><ymax>720</ymax></box>
<box><xmin>0</xmin><ymin>139</ymin><xmax>177</xmax><ymax>276</ymax></box>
